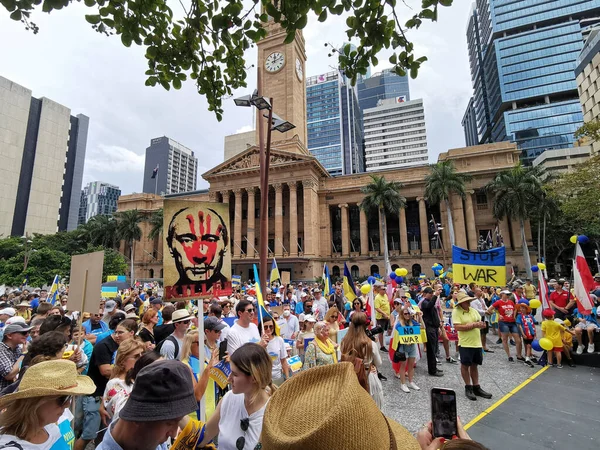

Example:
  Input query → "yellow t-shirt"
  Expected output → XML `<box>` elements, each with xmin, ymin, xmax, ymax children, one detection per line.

<box><xmin>523</xmin><ymin>284</ymin><xmax>536</xmax><ymax>299</ymax></box>
<box><xmin>451</xmin><ymin>306</ymin><xmax>482</xmax><ymax>348</ymax></box>
<box><xmin>562</xmin><ymin>329</ymin><xmax>573</xmax><ymax>348</ymax></box>
<box><xmin>541</xmin><ymin>320</ymin><xmax>564</xmax><ymax>348</ymax></box>
<box><xmin>374</xmin><ymin>294</ymin><xmax>390</xmax><ymax>320</ymax></box>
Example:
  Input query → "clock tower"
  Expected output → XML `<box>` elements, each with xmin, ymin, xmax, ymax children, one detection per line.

<box><xmin>256</xmin><ymin>20</ymin><xmax>308</xmax><ymax>152</ymax></box>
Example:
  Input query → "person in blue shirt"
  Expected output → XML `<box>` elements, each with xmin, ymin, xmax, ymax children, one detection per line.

<box><xmin>71</xmin><ymin>327</ymin><xmax>94</xmax><ymax>375</ymax></box>
<box><xmin>150</xmin><ymin>298</ymin><xmax>164</xmax><ymax>325</ymax></box>
<box><xmin>574</xmin><ymin>307</ymin><xmax>599</xmax><ymax>354</ymax></box>
<box><xmin>82</xmin><ymin>313</ymin><xmax>110</xmax><ymax>345</ymax></box>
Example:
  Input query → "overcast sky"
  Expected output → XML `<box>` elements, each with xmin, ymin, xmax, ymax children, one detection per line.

<box><xmin>0</xmin><ymin>1</ymin><xmax>473</xmax><ymax>195</ymax></box>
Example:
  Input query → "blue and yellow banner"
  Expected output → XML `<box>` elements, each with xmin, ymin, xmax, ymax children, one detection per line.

<box><xmin>253</xmin><ymin>264</ymin><xmax>280</xmax><ymax>336</ymax></box>
<box><xmin>209</xmin><ymin>360</ymin><xmax>231</xmax><ymax>389</ymax></box>
<box><xmin>343</xmin><ymin>262</ymin><xmax>357</xmax><ymax>302</ymax></box>
<box><xmin>452</xmin><ymin>245</ymin><xmax>506</xmax><ymax>287</ymax></box>
<box><xmin>48</xmin><ymin>275</ymin><xmax>60</xmax><ymax>305</ymax></box>
<box><xmin>392</xmin><ymin>323</ymin><xmax>423</xmax><ymax>348</ymax></box>
<box><xmin>322</xmin><ymin>264</ymin><xmax>332</xmax><ymax>297</ymax></box>
<box><xmin>270</xmin><ymin>258</ymin><xmax>280</xmax><ymax>284</ymax></box>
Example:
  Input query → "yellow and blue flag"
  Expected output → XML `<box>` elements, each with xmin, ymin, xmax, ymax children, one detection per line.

<box><xmin>253</xmin><ymin>264</ymin><xmax>280</xmax><ymax>336</ymax></box>
<box><xmin>452</xmin><ymin>245</ymin><xmax>506</xmax><ymax>287</ymax></box>
<box><xmin>21</xmin><ymin>276</ymin><xmax>28</xmax><ymax>289</ymax></box>
<box><xmin>48</xmin><ymin>275</ymin><xmax>60</xmax><ymax>305</ymax></box>
<box><xmin>343</xmin><ymin>262</ymin><xmax>357</xmax><ymax>302</ymax></box>
<box><xmin>322</xmin><ymin>264</ymin><xmax>332</xmax><ymax>297</ymax></box>
<box><xmin>270</xmin><ymin>258</ymin><xmax>280</xmax><ymax>284</ymax></box>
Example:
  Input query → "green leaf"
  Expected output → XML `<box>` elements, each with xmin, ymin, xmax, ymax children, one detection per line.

<box><xmin>121</xmin><ymin>33</ymin><xmax>132</xmax><ymax>47</ymax></box>
<box><xmin>85</xmin><ymin>14</ymin><xmax>101</xmax><ymax>25</ymax></box>
<box><xmin>84</xmin><ymin>0</ymin><xmax>95</xmax><ymax>6</ymax></box>
<box><xmin>296</xmin><ymin>15</ymin><xmax>307</xmax><ymax>29</ymax></box>
<box><xmin>283</xmin><ymin>32</ymin><xmax>295</xmax><ymax>44</ymax></box>
<box><xmin>146</xmin><ymin>46</ymin><xmax>158</xmax><ymax>58</ymax></box>
<box><xmin>173</xmin><ymin>78</ymin><xmax>182</xmax><ymax>90</ymax></box>
<box><xmin>318</xmin><ymin>10</ymin><xmax>327</xmax><ymax>22</ymax></box>
<box><xmin>9</xmin><ymin>9</ymin><xmax>21</xmax><ymax>20</ymax></box>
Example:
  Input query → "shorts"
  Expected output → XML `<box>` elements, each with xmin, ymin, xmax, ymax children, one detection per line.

<box><xmin>480</xmin><ymin>322</ymin><xmax>489</xmax><ymax>335</ymax></box>
<box><xmin>523</xmin><ymin>338</ymin><xmax>534</xmax><ymax>346</ymax></box>
<box><xmin>459</xmin><ymin>347</ymin><xmax>483</xmax><ymax>366</ymax></box>
<box><xmin>551</xmin><ymin>347</ymin><xmax>563</xmax><ymax>353</ymax></box>
<box><xmin>498</xmin><ymin>321</ymin><xmax>519</xmax><ymax>334</ymax></box>
<box><xmin>79</xmin><ymin>395</ymin><xmax>101</xmax><ymax>440</ymax></box>
<box><xmin>397</xmin><ymin>343</ymin><xmax>418</xmax><ymax>359</ymax></box>
<box><xmin>376</xmin><ymin>319</ymin><xmax>389</xmax><ymax>331</ymax></box>
<box><xmin>575</xmin><ymin>322</ymin><xmax>598</xmax><ymax>330</ymax></box>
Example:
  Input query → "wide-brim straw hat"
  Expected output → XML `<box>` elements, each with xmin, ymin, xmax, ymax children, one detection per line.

<box><xmin>260</xmin><ymin>363</ymin><xmax>420</xmax><ymax>450</ymax></box>
<box><xmin>454</xmin><ymin>292</ymin><xmax>475</xmax><ymax>307</ymax></box>
<box><xmin>0</xmin><ymin>360</ymin><xmax>95</xmax><ymax>407</ymax></box>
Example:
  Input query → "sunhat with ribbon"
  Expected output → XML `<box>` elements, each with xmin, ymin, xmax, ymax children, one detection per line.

<box><xmin>454</xmin><ymin>292</ymin><xmax>475</xmax><ymax>307</ymax></box>
<box><xmin>259</xmin><ymin>362</ymin><xmax>420</xmax><ymax>450</ymax></box>
<box><xmin>0</xmin><ymin>359</ymin><xmax>94</xmax><ymax>407</ymax></box>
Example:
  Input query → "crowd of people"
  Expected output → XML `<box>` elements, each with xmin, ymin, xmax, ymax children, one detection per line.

<box><xmin>0</xmin><ymin>271</ymin><xmax>598</xmax><ymax>450</ymax></box>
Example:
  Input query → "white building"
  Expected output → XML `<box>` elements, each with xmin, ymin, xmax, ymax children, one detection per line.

<box><xmin>142</xmin><ymin>136</ymin><xmax>198</xmax><ymax>195</ymax></box>
<box><xmin>363</xmin><ymin>97</ymin><xmax>428</xmax><ymax>172</ymax></box>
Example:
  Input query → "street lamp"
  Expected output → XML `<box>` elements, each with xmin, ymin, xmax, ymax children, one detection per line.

<box><xmin>234</xmin><ymin>83</ymin><xmax>295</xmax><ymax>290</ymax></box>
<box><xmin>430</xmin><ymin>216</ymin><xmax>447</xmax><ymax>267</ymax></box>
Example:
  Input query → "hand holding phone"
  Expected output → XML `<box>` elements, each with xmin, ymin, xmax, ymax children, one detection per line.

<box><xmin>219</xmin><ymin>339</ymin><xmax>228</xmax><ymax>361</ymax></box>
<box><xmin>431</xmin><ymin>388</ymin><xmax>457</xmax><ymax>439</ymax></box>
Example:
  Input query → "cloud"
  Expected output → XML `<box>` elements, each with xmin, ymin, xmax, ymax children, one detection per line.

<box><xmin>235</xmin><ymin>125</ymin><xmax>254</xmax><ymax>134</ymax></box>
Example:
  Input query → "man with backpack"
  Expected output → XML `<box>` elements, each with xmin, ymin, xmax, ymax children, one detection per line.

<box><xmin>158</xmin><ymin>309</ymin><xmax>192</xmax><ymax>360</ymax></box>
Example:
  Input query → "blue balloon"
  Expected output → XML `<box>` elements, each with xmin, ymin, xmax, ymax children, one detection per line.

<box><xmin>531</xmin><ymin>339</ymin><xmax>543</xmax><ymax>352</ymax></box>
<box><xmin>531</xmin><ymin>266</ymin><xmax>539</xmax><ymax>273</ymax></box>
<box><xmin>389</xmin><ymin>272</ymin><xmax>397</xmax><ymax>280</ymax></box>
<box><xmin>578</xmin><ymin>235</ymin><xmax>589</xmax><ymax>243</ymax></box>
<box><xmin>367</xmin><ymin>276</ymin><xmax>376</xmax><ymax>284</ymax></box>
<box><xmin>397</xmin><ymin>276</ymin><xmax>403</xmax><ymax>283</ymax></box>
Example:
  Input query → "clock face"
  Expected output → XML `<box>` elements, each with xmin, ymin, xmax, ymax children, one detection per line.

<box><xmin>295</xmin><ymin>58</ymin><xmax>303</xmax><ymax>81</ymax></box>
<box><xmin>265</xmin><ymin>52</ymin><xmax>285</xmax><ymax>73</ymax></box>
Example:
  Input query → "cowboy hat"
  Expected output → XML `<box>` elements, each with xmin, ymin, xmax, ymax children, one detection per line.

<box><xmin>259</xmin><ymin>363</ymin><xmax>420</xmax><ymax>450</ymax></box>
<box><xmin>517</xmin><ymin>302</ymin><xmax>531</xmax><ymax>313</ymax></box>
<box><xmin>454</xmin><ymin>292</ymin><xmax>475</xmax><ymax>307</ymax></box>
<box><xmin>172</xmin><ymin>309</ymin><xmax>192</xmax><ymax>323</ymax></box>
<box><xmin>0</xmin><ymin>360</ymin><xmax>94</xmax><ymax>407</ymax></box>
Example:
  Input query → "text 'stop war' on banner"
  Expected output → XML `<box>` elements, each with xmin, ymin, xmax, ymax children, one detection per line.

<box><xmin>163</xmin><ymin>200</ymin><xmax>232</xmax><ymax>301</ymax></box>
<box><xmin>452</xmin><ymin>245</ymin><xmax>506</xmax><ymax>287</ymax></box>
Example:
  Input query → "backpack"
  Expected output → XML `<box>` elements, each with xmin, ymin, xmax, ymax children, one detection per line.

<box><xmin>341</xmin><ymin>348</ymin><xmax>369</xmax><ymax>392</ymax></box>
<box><xmin>155</xmin><ymin>335</ymin><xmax>180</xmax><ymax>359</ymax></box>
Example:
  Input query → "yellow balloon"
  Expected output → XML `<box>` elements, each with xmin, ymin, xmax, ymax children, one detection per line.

<box><xmin>395</xmin><ymin>268</ymin><xmax>402</xmax><ymax>277</ymax></box>
<box><xmin>539</xmin><ymin>338</ymin><xmax>553</xmax><ymax>351</ymax></box>
<box><xmin>398</xmin><ymin>268</ymin><xmax>408</xmax><ymax>277</ymax></box>
<box><xmin>360</xmin><ymin>284</ymin><xmax>371</xmax><ymax>295</ymax></box>
<box><xmin>570</xmin><ymin>235</ymin><xmax>578</xmax><ymax>244</ymax></box>
<box><xmin>537</xmin><ymin>263</ymin><xmax>546</xmax><ymax>270</ymax></box>
<box><xmin>529</xmin><ymin>299</ymin><xmax>541</xmax><ymax>309</ymax></box>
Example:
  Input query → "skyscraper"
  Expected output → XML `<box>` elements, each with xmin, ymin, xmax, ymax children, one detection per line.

<box><xmin>364</xmin><ymin>98</ymin><xmax>429</xmax><ymax>171</ymax></box>
<box><xmin>357</xmin><ymin>68</ymin><xmax>411</xmax><ymax>110</ymax></box>
<box><xmin>142</xmin><ymin>136</ymin><xmax>198</xmax><ymax>195</ymax></box>
<box><xmin>0</xmin><ymin>76</ymin><xmax>88</xmax><ymax>237</ymax></box>
<box><xmin>463</xmin><ymin>0</ymin><xmax>600</xmax><ymax>164</ymax></box>
<box><xmin>306</xmin><ymin>71</ymin><xmax>364</xmax><ymax>176</ymax></box>
<box><xmin>78</xmin><ymin>181</ymin><xmax>121</xmax><ymax>225</ymax></box>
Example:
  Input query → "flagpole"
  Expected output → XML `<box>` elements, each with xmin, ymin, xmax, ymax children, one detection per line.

<box><xmin>154</xmin><ymin>165</ymin><xmax>158</xmax><ymax>196</ymax></box>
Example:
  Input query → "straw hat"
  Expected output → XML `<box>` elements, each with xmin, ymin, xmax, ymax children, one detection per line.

<box><xmin>260</xmin><ymin>363</ymin><xmax>420</xmax><ymax>450</ymax></box>
<box><xmin>454</xmin><ymin>292</ymin><xmax>474</xmax><ymax>307</ymax></box>
<box><xmin>517</xmin><ymin>302</ymin><xmax>531</xmax><ymax>313</ymax></box>
<box><xmin>0</xmin><ymin>360</ymin><xmax>95</xmax><ymax>407</ymax></box>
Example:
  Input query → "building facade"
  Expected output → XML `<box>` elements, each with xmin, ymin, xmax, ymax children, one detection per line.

<box><xmin>0</xmin><ymin>76</ymin><xmax>88</xmax><ymax>237</ymax></box>
<box><xmin>363</xmin><ymin>98</ymin><xmax>428</xmax><ymax>172</ymax></box>
<box><xmin>357</xmin><ymin>68</ymin><xmax>411</xmax><ymax>110</ymax></box>
<box><xmin>142</xmin><ymin>136</ymin><xmax>198</xmax><ymax>196</ymax></box>
<box><xmin>306</xmin><ymin>71</ymin><xmax>364</xmax><ymax>176</ymax></box>
<box><xmin>463</xmin><ymin>0</ymin><xmax>600</xmax><ymax>164</ymax></box>
<box><xmin>78</xmin><ymin>181</ymin><xmax>121</xmax><ymax>225</ymax></box>
<box><xmin>532</xmin><ymin>145</ymin><xmax>591</xmax><ymax>175</ymax></box>
<box><xmin>224</xmin><ymin>130</ymin><xmax>256</xmax><ymax>160</ymax></box>
<box><xmin>576</xmin><ymin>27</ymin><xmax>600</xmax><ymax>155</ymax></box>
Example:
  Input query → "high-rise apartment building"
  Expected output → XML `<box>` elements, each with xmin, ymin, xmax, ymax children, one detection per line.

<box><xmin>576</xmin><ymin>26</ymin><xmax>600</xmax><ymax>155</ymax></box>
<box><xmin>306</xmin><ymin>71</ymin><xmax>364</xmax><ymax>176</ymax></box>
<box><xmin>363</xmin><ymin>98</ymin><xmax>429</xmax><ymax>171</ymax></box>
<box><xmin>463</xmin><ymin>0</ymin><xmax>600</xmax><ymax>164</ymax></box>
<box><xmin>78</xmin><ymin>181</ymin><xmax>121</xmax><ymax>225</ymax></box>
<box><xmin>142</xmin><ymin>136</ymin><xmax>198</xmax><ymax>195</ymax></box>
<box><xmin>357</xmin><ymin>68</ymin><xmax>411</xmax><ymax>110</ymax></box>
<box><xmin>0</xmin><ymin>76</ymin><xmax>88</xmax><ymax>237</ymax></box>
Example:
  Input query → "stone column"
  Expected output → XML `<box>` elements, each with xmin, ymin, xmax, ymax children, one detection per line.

<box><xmin>417</xmin><ymin>197</ymin><xmax>430</xmax><ymax>253</ymax></box>
<box><xmin>288</xmin><ymin>183</ymin><xmax>298</xmax><ymax>257</ymax></box>
<box><xmin>359</xmin><ymin>207</ymin><xmax>369</xmax><ymax>255</ymax></box>
<box><xmin>302</xmin><ymin>180</ymin><xmax>315</xmax><ymax>255</ymax></box>
<box><xmin>499</xmin><ymin>218</ymin><xmax>512</xmax><ymax>249</ymax></box>
<box><xmin>399</xmin><ymin>207</ymin><xmax>409</xmax><ymax>255</ymax></box>
<box><xmin>339</xmin><ymin>203</ymin><xmax>349</xmax><ymax>256</ymax></box>
<box><xmin>246</xmin><ymin>187</ymin><xmax>256</xmax><ymax>258</ymax></box>
<box><xmin>274</xmin><ymin>183</ymin><xmax>283</xmax><ymax>256</ymax></box>
<box><xmin>464</xmin><ymin>190</ymin><xmax>478</xmax><ymax>250</ymax></box>
<box><xmin>233</xmin><ymin>189</ymin><xmax>243</xmax><ymax>258</ymax></box>
<box><xmin>510</xmin><ymin>219</ymin><xmax>522</xmax><ymax>249</ymax></box>
<box><xmin>451</xmin><ymin>194</ymin><xmax>468</xmax><ymax>248</ymax></box>
<box><xmin>320</xmin><ymin>203</ymin><xmax>332</xmax><ymax>257</ymax></box>
<box><xmin>208</xmin><ymin>191</ymin><xmax>218</xmax><ymax>202</ymax></box>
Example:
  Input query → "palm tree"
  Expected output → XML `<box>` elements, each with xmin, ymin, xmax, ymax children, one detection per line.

<box><xmin>115</xmin><ymin>209</ymin><xmax>143</xmax><ymax>283</ymax></box>
<box><xmin>486</xmin><ymin>164</ymin><xmax>544</xmax><ymax>280</ymax></box>
<box><xmin>81</xmin><ymin>215</ymin><xmax>119</xmax><ymax>248</ymax></box>
<box><xmin>424</xmin><ymin>160</ymin><xmax>472</xmax><ymax>247</ymax></box>
<box><xmin>147</xmin><ymin>208</ymin><xmax>164</xmax><ymax>241</ymax></box>
<box><xmin>361</xmin><ymin>175</ymin><xmax>406</xmax><ymax>275</ymax></box>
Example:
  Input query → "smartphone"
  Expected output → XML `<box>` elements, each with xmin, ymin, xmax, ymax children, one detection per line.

<box><xmin>431</xmin><ymin>388</ymin><xmax>457</xmax><ymax>439</ymax></box>
<box><xmin>219</xmin><ymin>339</ymin><xmax>228</xmax><ymax>361</ymax></box>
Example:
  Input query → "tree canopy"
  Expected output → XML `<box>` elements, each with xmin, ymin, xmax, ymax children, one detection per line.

<box><xmin>2</xmin><ymin>0</ymin><xmax>454</xmax><ymax>120</ymax></box>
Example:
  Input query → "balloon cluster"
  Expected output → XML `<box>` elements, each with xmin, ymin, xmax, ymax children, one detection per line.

<box><xmin>367</xmin><ymin>276</ymin><xmax>376</xmax><ymax>285</ymax></box>
<box><xmin>389</xmin><ymin>268</ymin><xmax>408</xmax><ymax>287</ymax></box>
<box><xmin>431</xmin><ymin>263</ymin><xmax>444</xmax><ymax>277</ymax></box>
<box><xmin>570</xmin><ymin>234</ymin><xmax>589</xmax><ymax>244</ymax></box>
<box><xmin>531</xmin><ymin>262</ymin><xmax>546</xmax><ymax>273</ymax></box>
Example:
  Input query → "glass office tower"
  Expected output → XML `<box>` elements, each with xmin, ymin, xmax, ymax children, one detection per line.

<box><xmin>357</xmin><ymin>69</ymin><xmax>411</xmax><ymax>110</ymax></box>
<box><xmin>463</xmin><ymin>0</ymin><xmax>600</xmax><ymax>164</ymax></box>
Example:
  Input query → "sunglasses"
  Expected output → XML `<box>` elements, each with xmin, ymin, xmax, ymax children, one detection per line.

<box><xmin>57</xmin><ymin>395</ymin><xmax>72</xmax><ymax>407</ymax></box>
<box><xmin>236</xmin><ymin>418</ymin><xmax>250</xmax><ymax>450</ymax></box>
<box><xmin>203</xmin><ymin>301</ymin><xmax>210</xmax><ymax>305</ymax></box>
<box><xmin>264</xmin><ymin>325</ymin><xmax>274</xmax><ymax>330</ymax></box>
<box><xmin>245</xmin><ymin>308</ymin><xmax>255</xmax><ymax>313</ymax></box>
<box><xmin>192</xmin><ymin>341</ymin><xmax>200</xmax><ymax>344</ymax></box>
<box><xmin>403</xmin><ymin>312</ymin><xmax>411</xmax><ymax>316</ymax></box>
<box><xmin>179</xmin><ymin>320</ymin><xmax>191</xmax><ymax>325</ymax></box>
<box><xmin>272</xmin><ymin>316</ymin><xmax>279</xmax><ymax>320</ymax></box>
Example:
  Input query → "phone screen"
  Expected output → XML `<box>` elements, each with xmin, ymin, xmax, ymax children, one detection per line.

<box><xmin>219</xmin><ymin>339</ymin><xmax>228</xmax><ymax>360</ymax></box>
<box><xmin>431</xmin><ymin>388</ymin><xmax>457</xmax><ymax>439</ymax></box>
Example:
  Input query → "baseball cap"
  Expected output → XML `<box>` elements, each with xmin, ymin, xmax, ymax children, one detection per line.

<box><xmin>276</xmin><ymin>293</ymin><xmax>282</xmax><ymax>298</ymax></box>
<box><xmin>0</xmin><ymin>308</ymin><xmax>16</xmax><ymax>317</ymax></box>
<box><xmin>5</xmin><ymin>317</ymin><xmax>27</xmax><ymax>325</ymax></box>
<box><xmin>204</xmin><ymin>316</ymin><xmax>226</xmax><ymax>332</ymax></box>
<box><xmin>542</xmin><ymin>309</ymin><xmax>555</xmax><ymax>318</ymax></box>
<box><xmin>172</xmin><ymin>309</ymin><xmax>192</xmax><ymax>323</ymax></box>
<box><xmin>150</xmin><ymin>297</ymin><xmax>163</xmax><ymax>305</ymax></box>
<box><xmin>500</xmin><ymin>289</ymin><xmax>511</xmax><ymax>295</ymax></box>
<box><xmin>298</xmin><ymin>313</ymin><xmax>306</xmax><ymax>322</ymax></box>
<box><xmin>305</xmin><ymin>314</ymin><xmax>317</xmax><ymax>323</ymax></box>
<box><xmin>104</xmin><ymin>300</ymin><xmax>117</xmax><ymax>312</ymax></box>
<box><xmin>4</xmin><ymin>323</ymin><xmax>33</xmax><ymax>335</ymax></box>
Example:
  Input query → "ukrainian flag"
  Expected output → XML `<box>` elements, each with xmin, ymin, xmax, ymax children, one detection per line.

<box><xmin>253</xmin><ymin>264</ymin><xmax>280</xmax><ymax>336</ymax></box>
<box><xmin>48</xmin><ymin>275</ymin><xmax>60</xmax><ymax>305</ymax></box>
<box><xmin>343</xmin><ymin>262</ymin><xmax>357</xmax><ymax>302</ymax></box>
<box><xmin>322</xmin><ymin>264</ymin><xmax>332</xmax><ymax>297</ymax></box>
<box><xmin>452</xmin><ymin>245</ymin><xmax>506</xmax><ymax>287</ymax></box>
<box><xmin>270</xmin><ymin>258</ymin><xmax>280</xmax><ymax>284</ymax></box>
<box><xmin>21</xmin><ymin>276</ymin><xmax>28</xmax><ymax>288</ymax></box>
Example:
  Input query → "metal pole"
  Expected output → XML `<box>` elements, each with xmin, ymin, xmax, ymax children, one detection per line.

<box><xmin>154</xmin><ymin>167</ymin><xmax>158</xmax><ymax>196</ymax></box>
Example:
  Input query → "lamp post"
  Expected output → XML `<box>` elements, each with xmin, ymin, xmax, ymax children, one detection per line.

<box><xmin>234</xmin><ymin>80</ymin><xmax>295</xmax><ymax>289</ymax></box>
<box><xmin>429</xmin><ymin>216</ymin><xmax>447</xmax><ymax>267</ymax></box>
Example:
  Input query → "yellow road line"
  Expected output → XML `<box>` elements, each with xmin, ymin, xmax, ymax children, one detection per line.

<box><xmin>464</xmin><ymin>366</ymin><xmax>549</xmax><ymax>430</ymax></box>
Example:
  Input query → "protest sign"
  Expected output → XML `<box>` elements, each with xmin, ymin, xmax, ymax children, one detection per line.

<box><xmin>287</xmin><ymin>355</ymin><xmax>303</xmax><ymax>372</ymax></box>
<box><xmin>232</xmin><ymin>274</ymin><xmax>241</xmax><ymax>287</ymax></box>
<box><xmin>304</xmin><ymin>337</ymin><xmax>314</xmax><ymax>351</ymax></box>
<box><xmin>67</xmin><ymin>251</ymin><xmax>104</xmax><ymax>316</ymax></box>
<box><xmin>394</xmin><ymin>324</ymin><xmax>423</xmax><ymax>345</ymax></box>
<box><xmin>452</xmin><ymin>245</ymin><xmax>506</xmax><ymax>286</ymax></box>
<box><xmin>209</xmin><ymin>360</ymin><xmax>231</xmax><ymax>389</ymax></box>
<box><xmin>281</xmin><ymin>271</ymin><xmax>290</xmax><ymax>287</ymax></box>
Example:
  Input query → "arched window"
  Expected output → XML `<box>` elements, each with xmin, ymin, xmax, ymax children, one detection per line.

<box><xmin>411</xmin><ymin>264</ymin><xmax>421</xmax><ymax>278</ymax></box>
<box><xmin>391</xmin><ymin>264</ymin><xmax>399</xmax><ymax>271</ymax></box>
<box><xmin>332</xmin><ymin>265</ymin><xmax>341</xmax><ymax>279</ymax></box>
<box><xmin>149</xmin><ymin>269</ymin><xmax>154</xmax><ymax>278</ymax></box>
<box><xmin>370</xmin><ymin>265</ymin><xmax>379</xmax><ymax>276</ymax></box>
<box><xmin>351</xmin><ymin>265</ymin><xmax>360</xmax><ymax>280</ymax></box>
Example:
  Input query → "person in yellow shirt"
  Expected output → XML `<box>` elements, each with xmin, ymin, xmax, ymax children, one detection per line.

<box><xmin>374</xmin><ymin>285</ymin><xmax>391</xmax><ymax>352</ymax></box>
<box><xmin>557</xmin><ymin>318</ymin><xmax>576</xmax><ymax>368</ymax></box>
<box><xmin>523</xmin><ymin>279</ymin><xmax>537</xmax><ymax>300</ymax></box>
<box><xmin>541</xmin><ymin>309</ymin><xmax>574</xmax><ymax>368</ymax></box>
<box><xmin>15</xmin><ymin>302</ymin><xmax>31</xmax><ymax>322</ymax></box>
